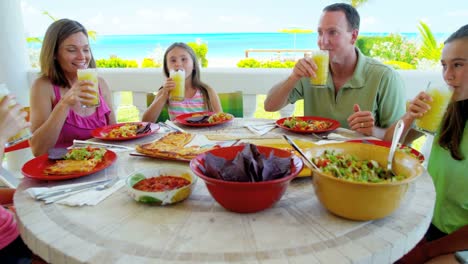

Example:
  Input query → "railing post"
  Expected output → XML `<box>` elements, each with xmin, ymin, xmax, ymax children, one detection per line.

<box><xmin>133</xmin><ymin>92</ymin><xmax>148</xmax><ymax>120</ymax></box>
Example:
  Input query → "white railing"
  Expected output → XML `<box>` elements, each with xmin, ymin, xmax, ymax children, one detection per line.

<box><xmin>27</xmin><ymin>68</ymin><xmax>443</xmax><ymax>119</ymax></box>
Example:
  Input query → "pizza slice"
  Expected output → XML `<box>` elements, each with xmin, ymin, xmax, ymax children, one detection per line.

<box><xmin>136</xmin><ymin>132</ymin><xmax>204</xmax><ymax>160</ymax></box>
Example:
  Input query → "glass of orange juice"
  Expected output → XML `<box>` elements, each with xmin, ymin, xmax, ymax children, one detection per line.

<box><xmin>0</xmin><ymin>83</ymin><xmax>31</xmax><ymax>147</ymax></box>
<box><xmin>415</xmin><ymin>82</ymin><xmax>453</xmax><ymax>134</ymax></box>
<box><xmin>170</xmin><ymin>69</ymin><xmax>185</xmax><ymax>101</ymax></box>
<box><xmin>77</xmin><ymin>68</ymin><xmax>100</xmax><ymax>108</ymax></box>
<box><xmin>309</xmin><ymin>50</ymin><xmax>329</xmax><ymax>87</ymax></box>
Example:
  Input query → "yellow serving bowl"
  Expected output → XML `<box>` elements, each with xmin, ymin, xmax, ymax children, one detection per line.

<box><xmin>305</xmin><ymin>142</ymin><xmax>423</xmax><ymax>221</ymax></box>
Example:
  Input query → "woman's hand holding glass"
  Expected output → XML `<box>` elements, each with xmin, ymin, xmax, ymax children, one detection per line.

<box><xmin>61</xmin><ymin>80</ymin><xmax>97</xmax><ymax>107</ymax></box>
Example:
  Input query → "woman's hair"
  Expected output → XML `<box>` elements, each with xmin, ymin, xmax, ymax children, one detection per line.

<box><xmin>323</xmin><ymin>3</ymin><xmax>360</xmax><ymax>31</ymax></box>
<box><xmin>40</xmin><ymin>19</ymin><xmax>96</xmax><ymax>88</ymax></box>
<box><xmin>162</xmin><ymin>42</ymin><xmax>214</xmax><ymax>111</ymax></box>
<box><xmin>438</xmin><ymin>24</ymin><xmax>468</xmax><ymax>160</ymax></box>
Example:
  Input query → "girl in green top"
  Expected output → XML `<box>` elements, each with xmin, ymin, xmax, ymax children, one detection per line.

<box><xmin>395</xmin><ymin>24</ymin><xmax>468</xmax><ymax>264</ymax></box>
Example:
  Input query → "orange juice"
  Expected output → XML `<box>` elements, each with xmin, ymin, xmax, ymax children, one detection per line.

<box><xmin>415</xmin><ymin>87</ymin><xmax>452</xmax><ymax>133</ymax></box>
<box><xmin>0</xmin><ymin>83</ymin><xmax>31</xmax><ymax>147</ymax></box>
<box><xmin>77</xmin><ymin>68</ymin><xmax>100</xmax><ymax>107</ymax></box>
<box><xmin>170</xmin><ymin>69</ymin><xmax>185</xmax><ymax>101</ymax></box>
<box><xmin>310</xmin><ymin>50</ymin><xmax>329</xmax><ymax>87</ymax></box>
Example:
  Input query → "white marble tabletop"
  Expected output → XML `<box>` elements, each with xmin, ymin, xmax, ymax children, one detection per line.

<box><xmin>13</xmin><ymin>118</ymin><xmax>435</xmax><ymax>264</ymax></box>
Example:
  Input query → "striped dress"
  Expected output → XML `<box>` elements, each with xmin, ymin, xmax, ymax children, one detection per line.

<box><xmin>168</xmin><ymin>89</ymin><xmax>207</xmax><ymax>120</ymax></box>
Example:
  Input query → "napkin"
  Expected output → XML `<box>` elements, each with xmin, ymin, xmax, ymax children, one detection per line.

<box><xmin>26</xmin><ymin>179</ymin><xmax>125</xmax><ymax>206</ymax></box>
<box><xmin>185</xmin><ymin>134</ymin><xmax>236</xmax><ymax>148</ymax></box>
<box><xmin>164</xmin><ymin>120</ymin><xmax>186</xmax><ymax>133</ymax></box>
<box><xmin>245</xmin><ymin>123</ymin><xmax>277</xmax><ymax>136</ymax></box>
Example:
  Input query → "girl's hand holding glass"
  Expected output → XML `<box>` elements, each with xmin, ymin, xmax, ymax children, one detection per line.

<box><xmin>161</xmin><ymin>78</ymin><xmax>175</xmax><ymax>97</ymax></box>
<box><xmin>407</xmin><ymin>91</ymin><xmax>433</xmax><ymax>119</ymax></box>
<box><xmin>414</xmin><ymin>83</ymin><xmax>452</xmax><ymax>134</ymax></box>
<box><xmin>61</xmin><ymin>80</ymin><xmax>96</xmax><ymax>107</ymax></box>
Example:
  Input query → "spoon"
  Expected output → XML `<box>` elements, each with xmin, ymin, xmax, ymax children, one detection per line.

<box><xmin>283</xmin><ymin>135</ymin><xmax>321</xmax><ymax>172</ymax></box>
<box><xmin>386</xmin><ymin>119</ymin><xmax>405</xmax><ymax>178</ymax></box>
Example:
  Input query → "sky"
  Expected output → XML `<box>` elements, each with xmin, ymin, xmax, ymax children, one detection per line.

<box><xmin>21</xmin><ymin>0</ymin><xmax>468</xmax><ymax>37</ymax></box>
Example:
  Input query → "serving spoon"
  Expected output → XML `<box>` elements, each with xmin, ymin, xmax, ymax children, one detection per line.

<box><xmin>283</xmin><ymin>135</ymin><xmax>321</xmax><ymax>172</ymax></box>
<box><xmin>385</xmin><ymin>119</ymin><xmax>405</xmax><ymax>178</ymax></box>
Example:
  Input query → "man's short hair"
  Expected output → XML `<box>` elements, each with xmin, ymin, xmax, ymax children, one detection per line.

<box><xmin>323</xmin><ymin>3</ymin><xmax>360</xmax><ymax>31</ymax></box>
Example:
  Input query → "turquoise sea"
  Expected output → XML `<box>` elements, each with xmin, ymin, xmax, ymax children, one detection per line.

<box><xmin>28</xmin><ymin>32</ymin><xmax>450</xmax><ymax>61</ymax></box>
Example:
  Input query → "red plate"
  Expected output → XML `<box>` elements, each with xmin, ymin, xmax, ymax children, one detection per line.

<box><xmin>91</xmin><ymin>122</ymin><xmax>158</xmax><ymax>141</ymax></box>
<box><xmin>347</xmin><ymin>139</ymin><xmax>425</xmax><ymax>163</ymax></box>
<box><xmin>276</xmin><ymin>116</ymin><xmax>340</xmax><ymax>134</ymax></box>
<box><xmin>175</xmin><ymin>112</ymin><xmax>234</xmax><ymax>127</ymax></box>
<box><xmin>21</xmin><ymin>150</ymin><xmax>117</xmax><ymax>181</ymax></box>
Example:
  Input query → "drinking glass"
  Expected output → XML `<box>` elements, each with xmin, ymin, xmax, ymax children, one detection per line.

<box><xmin>308</xmin><ymin>50</ymin><xmax>329</xmax><ymax>87</ymax></box>
<box><xmin>170</xmin><ymin>69</ymin><xmax>185</xmax><ymax>101</ymax></box>
<box><xmin>414</xmin><ymin>82</ymin><xmax>453</xmax><ymax>134</ymax></box>
<box><xmin>77</xmin><ymin>68</ymin><xmax>100</xmax><ymax>108</ymax></box>
<box><xmin>0</xmin><ymin>83</ymin><xmax>32</xmax><ymax>147</ymax></box>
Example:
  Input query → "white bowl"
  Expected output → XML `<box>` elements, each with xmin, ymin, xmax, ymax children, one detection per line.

<box><xmin>126</xmin><ymin>166</ymin><xmax>197</xmax><ymax>205</ymax></box>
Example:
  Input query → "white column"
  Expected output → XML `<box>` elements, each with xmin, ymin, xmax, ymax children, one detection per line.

<box><xmin>0</xmin><ymin>0</ymin><xmax>30</xmax><ymax>106</ymax></box>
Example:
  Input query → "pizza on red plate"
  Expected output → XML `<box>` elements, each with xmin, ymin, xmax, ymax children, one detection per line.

<box><xmin>136</xmin><ymin>132</ymin><xmax>207</xmax><ymax>160</ymax></box>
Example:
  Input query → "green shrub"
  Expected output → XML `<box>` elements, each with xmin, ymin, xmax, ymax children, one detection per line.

<box><xmin>187</xmin><ymin>42</ymin><xmax>208</xmax><ymax>67</ymax></box>
<box><xmin>237</xmin><ymin>58</ymin><xmax>295</xmax><ymax>68</ymax></box>
<box><xmin>96</xmin><ymin>56</ymin><xmax>138</xmax><ymax>68</ymax></box>
<box><xmin>141</xmin><ymin>58</ymin><xmax>162</xmax><ymax>68</ymax></box>
<box><xmin>369</xmin><ymin>34</ymin><xmax>419</xmax><ymax>65</ymax></box>
<box><xmin>237</xmin><ymin>58</ymin><xmax>261</xmax><ymax>68</ymax></box>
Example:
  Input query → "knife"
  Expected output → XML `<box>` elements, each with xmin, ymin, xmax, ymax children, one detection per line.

<box><xmin>72</xmin><ymin>140</ymin><xmax>134</xmax><ymax>150</ymax></box>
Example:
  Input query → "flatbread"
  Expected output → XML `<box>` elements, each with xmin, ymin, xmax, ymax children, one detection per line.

<box><xmin>136</xmin><ymin>132</ymin><xmax>205</xmax><ymax>160</ymax></box>
<box><xmin>44</xmin><ymin>159</ymin><xmax>99</xmax><ymax>175</ymax></box>
<box><xmin>43</xmin><ymin>147</ymin><xmax>107</xmax><ymax>175</ymax></box>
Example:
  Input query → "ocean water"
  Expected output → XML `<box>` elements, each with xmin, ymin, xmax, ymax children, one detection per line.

<box><xmin>28</xmin><ymin>32</ymin><xmax>450</xmax><ymax>61</ymax></box>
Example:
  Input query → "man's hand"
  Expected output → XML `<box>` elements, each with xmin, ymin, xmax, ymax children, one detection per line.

<box><xmin>347</xmin><ymin>104</ymin><xmax>375</xmax><ymax>136</ymax></box>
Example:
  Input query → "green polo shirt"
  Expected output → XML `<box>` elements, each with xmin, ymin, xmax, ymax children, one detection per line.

<box><xmin>287</xmin><ymin>48</ymin><xmax>406</xmax><ymax>128</ymax></box>
<box><xmin>429</xmin><ymin>121</ymin><xmax>468</xmax><ymax>234</ymax></box>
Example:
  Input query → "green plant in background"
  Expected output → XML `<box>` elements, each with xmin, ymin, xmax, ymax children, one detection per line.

<box><xmin>368</xmin><ymin>34</ymin><xmax>419</xmax><ymax>65</ymax></box>
<box><xmin>96</xmin><ymin>56</ymin><xmax>138</xmax><ymax>68</ymax></box>
<box><xmin>141</xmin><ymin>58</ymin><xmax>162</xmax><ymax>68</ymax></box>
<box><xmin>237</xmin><ymin>58</ymin><xmax>295</xmax><ymax>68</ymax></box>
<box><xmin>417</xmin><ymin>21</ymin><xmax>443</xmax><ymax>61</ymax></box>
<box><xmin>384</xmin><ymin>60</ymin><xmax>416</xmax><ymax>70</ymax></box>
<box><xmin>187</xmin><ymin>41</ymin><xmax>208</xmax><ymax>67</ymax></box>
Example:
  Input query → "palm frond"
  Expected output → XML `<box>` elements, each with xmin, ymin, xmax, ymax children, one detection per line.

<box><xmin>26</xmin><ymin>37</ymin><xmax>42</xmax><ymax>43</ymax></box>
<box><xmin>87</xmin><ymin>30</ymin><xmax>97</xmax><ymax>41</ymax></box>
<box><xmin>418</xmin><ymin>21</ymin><xmax>442</xmax><ymax>61</ymax></box>
<box><xmin>42</xmin><ymin>11</ymin><xmax>57</xmax><ymax>21</ymax></box>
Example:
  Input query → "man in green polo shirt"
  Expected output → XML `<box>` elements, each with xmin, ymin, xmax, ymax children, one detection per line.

<box><xmin>264</xmin><ymin>3</ymin><xmax>405</xmax><ymax>139</ymax></box>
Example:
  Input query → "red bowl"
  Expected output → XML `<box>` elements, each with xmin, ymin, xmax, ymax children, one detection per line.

<box><xmin>190</xmin><ymin>145</ymin><xmax>303</xmax><ymax>213</ymax></box>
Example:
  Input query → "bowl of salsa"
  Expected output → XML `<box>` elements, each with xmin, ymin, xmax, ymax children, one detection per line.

<box><xmin>126</xmin><ymin>166</ymin><xmax>197</xmax><ymax>205</ymax></box>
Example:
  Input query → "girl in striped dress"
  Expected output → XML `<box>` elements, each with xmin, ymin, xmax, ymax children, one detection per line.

<box><xmin>142</xmin><ymin>42</ymin><xmax>222</xmax><ymax>122</ymax></box>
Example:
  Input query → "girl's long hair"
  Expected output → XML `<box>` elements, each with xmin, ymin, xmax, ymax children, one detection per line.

<box><xmin>40</xmin><ymin>19</ymin><xmax>95</xmax><ymax>88</ymax></box>
<box><xmin>438</xmin><ymin>24</ymin><xmax>468</xmax><ymax>160</ymax></box>
<box><xmin>162</xmin><ymin>42</ymin><xmax>213</xmax><ymax>111</ymax></box>
<box><xmin>438</xmin><ymin>99</ymin><xmax>467</xmax><ymax>160</ymax></box>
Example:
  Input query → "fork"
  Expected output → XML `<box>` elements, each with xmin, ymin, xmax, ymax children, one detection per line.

<box><xmin>310</xmin><ymin>133</ymin><xmax>347</xmax><ymax>141</ymax></box>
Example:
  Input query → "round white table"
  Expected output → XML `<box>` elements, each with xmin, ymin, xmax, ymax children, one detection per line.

<box><xmin>14</xmin><ymin>119</ymin><xmax>436</xmax><ymax>264</ymax></box>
